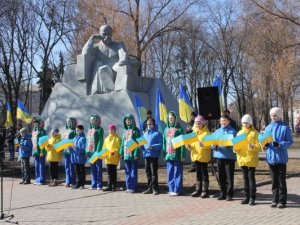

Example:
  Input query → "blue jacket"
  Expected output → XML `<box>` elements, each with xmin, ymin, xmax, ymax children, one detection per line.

<box><xmin>71</xmin><ymin>133</ymin><xmax>86</xmax><ymax>164</ymax></box>
<box><xmin>19</xmin><ymin>134</ymin><xmax>33</xmax><ymax>158</ymax></box>
<box><xmin>265</xmin><ymin>121</ymin><xmax>293</xmax><ymax>164</ymax></box>
<box><xmin>142</xmin><ymin>127</ymin><xmax>163</xmax><ymax>158</ymax></box>
<box><xmin>212</xmin><ymin>125</ymin><xmax>237</xmax><ymax>160</ymax></box>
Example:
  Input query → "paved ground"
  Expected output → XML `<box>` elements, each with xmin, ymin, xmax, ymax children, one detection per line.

<box><xmin>1</xmin><ymin>170</ymin><xmax>300</xmax><ymax>225</ymax></box>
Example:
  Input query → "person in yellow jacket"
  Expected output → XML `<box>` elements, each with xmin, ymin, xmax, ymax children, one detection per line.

<box><xmin>102</xmin><ymin>124</ymin><xmax>121</xmax><ymax>191</ymax></box>
<box><xmin>234</xmin><ymin>114</ymin><xmax>260</xmax><ymax>205</ymax></box>
<box><xmin>186</xmin><ymin>115</ymin><xmax>211</xmax><ymax>198</ymax></box>
<box><xmin>45</xmin><ymin>129</ymin><xmax>62</xmax><ymax>187</ymax></box>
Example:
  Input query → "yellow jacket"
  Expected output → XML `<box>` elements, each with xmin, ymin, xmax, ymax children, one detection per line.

<box><xmin>45</xmin><ymin>134</ymin><xmax>62</xmax><ymax>162</ymax></box>
<box><xmin>103</xmin><ymin>133</ymin><xmax>121</xmax><ymax>165</ymax></box>
<box><xmin>189</xmin><ymin>126</ymin><xmax>211</xmax><ymax>163</ymax></box>
<box><xmin>235</xmin><ymin>127</ymin><xmax>261</xmax><ymax>167</ymax></box>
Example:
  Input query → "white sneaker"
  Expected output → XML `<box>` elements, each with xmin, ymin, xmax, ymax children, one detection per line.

<box><xmin>33</xmin><ymin>182</ymin><xmax>39</xmax><ymax>185</ymax></box>
<box><xmin>89</xmin><ymin>187</ymin><xmax>96</xmax><ymax>190</ymax></box>
<box><xmin>97</xmin><ymin>188</ymin><xmax>102</xmax><ymax>190</ymax></box>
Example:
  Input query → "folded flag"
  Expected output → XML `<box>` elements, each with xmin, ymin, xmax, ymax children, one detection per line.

<box><xmin>231</xmin><ymin>133</ymin><xmax>248</xmax><ymax>150</ymax></box>
<box><xmin>38</xmin><ymin>135</ymin><xmax>49</xmax><ymax>149</ymax></box>
<box><xmin>171</xmin><ymin>132</ymin><xmax>198</xmax><ymax>149</ymax></box>
<box><xmin>258</xmin><ymin>131</ymin><xmax>273</xmax><ymax>148</ymax></box>
<box><xmin>137</xmin><ymin>136</ymin><xmax>147</xmax><ymax>146</ymax></box>
<box><xmin>54</xmin><ymin>139</ymin><xmax>73</xmax><ymax>152</ymax></box>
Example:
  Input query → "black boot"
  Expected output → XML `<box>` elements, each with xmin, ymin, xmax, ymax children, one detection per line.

<box><xmin>241</xmin><ymin>197</ymin><xmax>250</xmax><ymax>204</ymax></box>
<box><xmin>249</xmin><ymin>198</ymin><xmax>255</xmax><ymax>206</ymax></box>
<box><xmin>191</xmin><ymin>182</ymin><xmax>201</xmax><ymax>197</ymax></box>
<box><xmin>201</xmin><ymin>181</ymin><xmax>209</xmax><ymax>198</ymax></box>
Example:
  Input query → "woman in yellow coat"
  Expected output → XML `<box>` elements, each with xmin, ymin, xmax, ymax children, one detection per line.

<box><xmin>234</xmin><ymin>114</ymin><xmax>260</xmax><ymax>205</ymax></box>
<box><xmin>186</xmin><ymin>115</ymin><xmax>211</xmax><ymax>198</ymax></box>
<box><xmin>45</xmin><ymin>129</ymin><xmax>62</xmax><ymax>187</ymax></box>
<box><xmin>102</xmin><ymin>124</ymin><xmax>121</xmax><ymax>191</ymax></box>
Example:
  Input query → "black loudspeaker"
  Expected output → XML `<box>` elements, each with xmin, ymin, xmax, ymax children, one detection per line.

<box><xmin>197</xmin><ymin>87</ymin><xmax>221</xmax><ymax>120</ymax></box>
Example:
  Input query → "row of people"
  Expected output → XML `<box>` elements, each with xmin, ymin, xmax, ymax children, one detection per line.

<box><xmin>17</xmin><ymin>107</ymin><xmax>293</xmax><ymax>209</ymax></box>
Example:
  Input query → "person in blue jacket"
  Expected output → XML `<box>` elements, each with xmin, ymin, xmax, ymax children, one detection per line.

<box><xmin>19</xmin><ymin>128</ymin><xmax>33</xmax><ymax>184</ymax></box>
<box><xmin>265</xmin><ymin>107</ymin><xmax>293</xmax><ymax>209</ymax></box>
<box><xmin>71</xmin><ymin>125</ymin><xmax>87</xmax><ymax>190</ymax></box>
<box><xmin>142</xmin><ymin>118</ymin><xmax>163</xmax><ymax>195</ymax></box>
<box><xmin>212</xmin><ymin>114</ymin><xmax>237</xmax><ymax>201</ymax></box>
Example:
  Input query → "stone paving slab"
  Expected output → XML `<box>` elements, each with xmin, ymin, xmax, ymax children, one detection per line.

<box><xmin>1</xmin><ymin>173</ymin><xmax>300</xmax><ymax>225</ymax></box>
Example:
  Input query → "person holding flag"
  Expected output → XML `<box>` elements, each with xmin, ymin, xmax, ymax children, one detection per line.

<box><xmin>186</xmin><ymin>115</ymin><xmax>211</xmax><ymax>198</ymax></box>
<box><xmin>142</xmin><ymin>118</ymin><xmax>163</xmax><ymax>195</ymax></box>
<box><xmin>163</xmin><ymin>111</ymin><xmax>186</xmax><ymax>196</ymax></box>
<box><xmin>63</xmin><ymin>118</ymin><xmax>77</xmax><ymax>187</ymax></box>
<box><xmin>265</xmin><ymin>107</ymin><xmax>293</xmax><ymax>208</ymax></box>
<box><xmin>32</xmin><ymin>117</ymin><xmax>47</xmax><ymax>185</ymax></box>
<box><xmin>119</xmin><ymin>114</ymin><xmax>141</xmax><ymax>193</ymax></box>
<box><xmin>71</xmin><ymin>125</ymin><xmax>86</xmax><ymax>189</ymax></box>
<box><xmin>102</xmin><ymin>124</ymin><xmax>121</xmax><ymax>191</ymax></box>
<box><xmin>45</xmin><ymin>129</ymin><xmax>62</xmax><ymax>187</ymax></box>
<box><xmin>86</xmin><ymin>115</ymin><xmax>104</xmax><ymax>190</ymax></box>
<box><xmin>212</xmin><ymin>114</ymin><xmax>237</xmax><ymax>201</ymax></box>
<box><xmin>234</xmin><ymin>114</ymin><xmax>260</xmax><ymax>205</ymax></box>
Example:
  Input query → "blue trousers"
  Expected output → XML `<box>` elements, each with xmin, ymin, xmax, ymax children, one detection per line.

<box><xmin>167</xmin><ymin>160</ymin><xmax>183</xmax><ymax>194</ymax></box>
<box><xmin>34</xmin><ymin>155</ymin><xmax>46</xmax><ymax>184</ymax></box>
<box><xmin>91</xmin><ymin>159</ymin><xmax>103</xmax><ymax>188</ymax></box>
<box><xmin>124</xmin><ymin>160</ymin><xmax>138</xmax><ymax>191</ymax></box>
<box><xmin>64</xmin><ymin>154</ymin><xmax>76</xmax><ymax>185</ymax></box>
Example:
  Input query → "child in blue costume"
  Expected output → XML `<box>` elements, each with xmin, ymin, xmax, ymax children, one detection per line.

<box><xmin>86</xmin><ymin>115</ymin><xmax>104</xmax><ymax>190</ymax></box>
<box><xmin>63</xmin><ymin>118</ymin><xmax>77</xmax><ymax>187</ymax></box>
<box><xmin>119</xmin><ymin>114</ymin><xmax>141</xmax><ymax>193</ymax></box>
<box><xmin>32</xmin><ymin>117</ymin><xmax>47</xmax><ymax>185</ymax></box>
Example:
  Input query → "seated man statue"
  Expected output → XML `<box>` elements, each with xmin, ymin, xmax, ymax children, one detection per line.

<box><xmin>79</xmin><ymin>25</ymin><xmax>139</xmax><ymax>94</ymax></box>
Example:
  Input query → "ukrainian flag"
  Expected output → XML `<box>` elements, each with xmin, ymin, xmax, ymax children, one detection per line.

<box><xmin>126</xmin><ymin>139</ymin><xmax>139</xmax><ymax>152</ymax></box>
<box><xmin>38</xmin><ymin>135</ymin><xmax>49</xmax><ymax>149</ymax></box>
<box><xmin>258</xmin><ymin>131</ymin><xmax>273</xmax><ymax>149</ymax></box>
<box><xmin>155</xmin><ymin>88</ymin><xmax>168</xmax><ymax>124</ymax></box>
<box><xmin>171</xmin><ymin>132</ymin><xmax>198</xmax><ymax>149</ymax></box>
<box><xmin>98</xmin><ymin>148</ymin><xmax>110</xmax><ymax>159</ymax></box>
<box><xmin>178</xmin><ymin>84</ymin><xmax>194</xmax><ymax>123</ymax></box>
<box><xmin>54</xmin><ymin>139</ymin><xmax>73</xmax><ymax>152</ymax></box>
<box><xmin>16</xmin><ymin>99</ymin><xmax>32</xmax><ymax>123</ymax></box>
<box><xmin>231</xmin><ymin>133</ymin><xmax>248</xmax><ymax>150</ymax></box>
<box><xmin>88</xmin><ymin>151</ymin><xmax>101</xmax><ymax>164</ymax></box>
<box><xmin>212</xmin><ymin>75</ymin><xmax>222</xmax><ymax>112</ymax></box>
<box><xmin>137</xmin><ymin>137</ymin><xmax>147</xmax><ymax>146</ymax></box>
<box><xmin>133</xmin><ymin>94</ymin><xmax>147</xmax><ymax>131</ymax></box>
<box><xmin>4</xmin><ymin>102</ymin><xmax>13</xmax><ymax>128</ymax></box>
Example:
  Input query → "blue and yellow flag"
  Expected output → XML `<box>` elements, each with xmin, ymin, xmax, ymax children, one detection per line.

<box><xmin>212</xmin><ymin>75</ymin><xmax>222</xmax><ymax>112</ymax></box>
<box><xmin>231</xmin><ymin>133</ymin><xmax>248</xmax><ymax>150</ymax></box>
<box><xmin>133</xmin><ymin>94</ymin><xmax>147</xmax><ymax>131</ymax></box>
<box><xmin>155</xmin><ymin>88</ymin><xmax>168</xmax><ymax>124</ymax></box>
<box><xmin>16</xmin><ymin>99</ymin><xmax>32</xmax><ymax>123</ymax></box>
<box><xmin>171</xmin><ymin>132</ymin><xmax>198</xmax><ymax>149</ymax></box>
<box><xmin>88</xmin><ymin>151</ymin><xmax>101</xmax><ymax>164</ymax></box>
<box><xmin>258</xmin><ymin>131</ymin><xmax>273</xmax><ymax>149</ymax></box>
<box><xmin>38</xmin><ymin>135</ymin><xmax>49</xmax><ymax>149</ymax></box>
<box><xmin>178</xmin><ymin>84</ymin><xmax>194</xmax><ymax>123</ymax></box>
<box><xmin>54</xmin><ymin>139</ymin><xmax>73</xmax><ymax>152</ymax></box>
<box><xmin>4</xmin><ymin>102</ymin><xmax>13</xmax><ymax>128</ymax></box>
<box><xmin>137</xmin><ymin>137</ymin><xmax>147</xmax><ymax>146</ymax></box>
